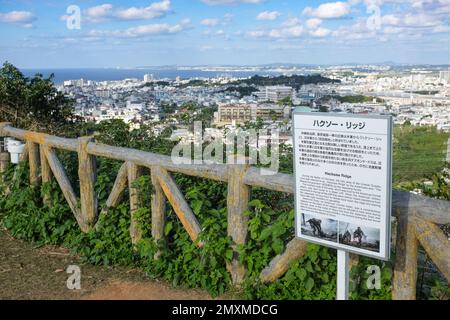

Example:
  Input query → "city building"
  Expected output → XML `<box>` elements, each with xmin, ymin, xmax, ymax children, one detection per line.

<box><xmin>214</xmin><ymin>103</ymin><xmax>291</xmax><ymax>126</ymax></box>
<box><xmin>439</xmin><ymin>71</ymin><xmax>450</xmax><ymax>84</ymax></box>
<box><xmin>144</xmin><ymin>74</ymin><xmax>154</xmax><ymax>83</ymax></box>
<box><xmin>265</xmin><ymin>86</ymin><xmax>294</xmax><ymax>102</ymax></box>
<box><xmin>256</xmin><ymin>103</ymin><xmax>291</xmax><ymax>121</ymax></box>
<box><xmin>214</xmin><ymin>103</ymin><xmax>257</xmax><ymax>125</ymax></box>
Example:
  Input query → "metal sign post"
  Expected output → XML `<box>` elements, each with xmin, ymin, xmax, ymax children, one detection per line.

<box><xmin>336</xmin><ymin>250</ymin><xmax>349</xmax><ymax>300</ymax></box>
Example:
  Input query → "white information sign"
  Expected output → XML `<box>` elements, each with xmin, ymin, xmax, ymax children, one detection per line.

<box><xmin>293</xmin><ymin>112</ymin><xmax>392</xmax><ymax>260</ymax></box>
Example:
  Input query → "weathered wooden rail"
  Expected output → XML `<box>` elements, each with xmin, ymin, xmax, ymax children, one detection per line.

<box><xmin>0</xmin><ymin>122</ymin><xmax>449</xmax><ymax>299</ymax></box>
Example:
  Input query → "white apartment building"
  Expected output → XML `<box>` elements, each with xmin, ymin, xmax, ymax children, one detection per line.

<box><xmin>440</xmin><ymin>71</ymin><xmax>450</xmax><ymax>84</ymax></box>
<box><xmin>144</xmin><ymin>74</ymin><xmax>154</xmax><ymax>83</ymax></box>
<box><xmin>265</xmin><ymin>86</ymin><xmax>293</xmax><ymax>102</ymax></box>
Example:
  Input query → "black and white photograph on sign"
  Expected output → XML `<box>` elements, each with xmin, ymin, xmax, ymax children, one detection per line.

<box><xmin>301</xmin><ymin>213</ymin><xmax>338</xmax><ymax>242</ymax></box>
<box><xmin>338</xmin><ymin>222</ymin><xmax>381</xmax><ymax>253</ymax></box>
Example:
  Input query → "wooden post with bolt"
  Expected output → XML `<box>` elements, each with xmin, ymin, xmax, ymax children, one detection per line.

<box><xmin>0</xmin><ymin>122</ymin><xmax>11</xmax><ymax>182</ymax></box>
<box><xmin>78</xmin><ymin>137</ymin><xmax>98</xmax><ymax>229</ymax></box>
<box><xmin>392</xmin><ymin>212</ymin><xmax>419</xmax><ymax>300</ymax></box>
<box><xmin>128</xmin><ymin>162</ymin><xmax>143</xmax><ymax>245</ymax></box>
<box><xmin>226</xmin><ymin>155</ymin><xmax>250</xmax><ymax>287</ymax></box>
<box><xmin>27</xmin><ymin>141</ymin><xmax>41</xmax><ymax>186</ymax></box>
<box><xmin>151</xmin><ymin>166</ymin><xmax>166</xmax><ymax>259</ymax></box>
<box><xmin>39</xmin><ymin>144</ymin><xmax>53</xmax><ymax>206</ymax></box>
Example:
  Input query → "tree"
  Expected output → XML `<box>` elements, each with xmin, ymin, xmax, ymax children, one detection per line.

<box><xmin>319</xmin><ymin>105</ymin><xmax>329</xmax><ymax>113</ymax></box>
<box><xmin>277</xmin><ymin>96</ymin><xmax>293</xmax><ymax>107</ymax></box>
<box><xmin>0</xmin><ymin>62</ymin><xmax>80</xmax><ymax>135</ymax></box>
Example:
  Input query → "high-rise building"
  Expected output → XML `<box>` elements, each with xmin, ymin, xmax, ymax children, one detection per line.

<box><xmin>143</xmin><ymin>74</ymin><xmax>154</xmax><ymax>82</ymax></box>
<box><xmin>439</xmin><ymin>70</ymin><xmax>450</xmax><ymax>83</ymax></box>
<box><xmin>265</xmin><ymin>86</ymin><xmax>294</xmax><ymax>102</ymax></box>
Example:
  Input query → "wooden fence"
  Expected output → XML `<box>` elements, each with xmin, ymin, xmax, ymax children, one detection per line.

<box><xmin>0</xmin><ymin>122</ymin><xmax>449</xmax><ymax>299</ymax></box>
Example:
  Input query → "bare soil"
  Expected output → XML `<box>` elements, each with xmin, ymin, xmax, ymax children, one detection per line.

<box><xmin>0</xmin><ymin>227</ymin><xmax>213</xmax><ymax>300</ymax></box>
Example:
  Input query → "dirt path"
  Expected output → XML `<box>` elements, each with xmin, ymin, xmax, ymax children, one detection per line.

<box><xmin>0</xmin><ymin>227</ymin><xmax>213</xmax><ymax>300</ymax></box>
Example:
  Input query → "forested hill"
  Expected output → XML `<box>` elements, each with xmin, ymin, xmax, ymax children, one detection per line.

<box><xmin>233</xmin><ymin>74</ymin><xmax>340</xmax><ymax>90</ymax></box>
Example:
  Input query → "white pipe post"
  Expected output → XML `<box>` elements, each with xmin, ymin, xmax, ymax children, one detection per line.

<box><xmin>337</xmin><ymin>249</ymin><xmax>350</xmax><ymax>300</ymax></box>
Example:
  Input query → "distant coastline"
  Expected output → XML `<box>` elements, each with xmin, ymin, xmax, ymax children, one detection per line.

<box><xmin>20</xmin><ymin>68</ymin><xmax>286</xmax><ymax>85</ymax></box>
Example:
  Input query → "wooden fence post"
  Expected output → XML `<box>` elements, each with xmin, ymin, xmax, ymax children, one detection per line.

<box><xmin>27</xmin><ymin>141</ymin><xmax>40</xmax><ymax>186</ymax></box>
<box><xmin>43</xmin><ymin>146</ymin><xmax>88</xmax><ymax>231</ymax></box>
<box><xmin>40</xmin><ymin>144</ymin><xmax>53</xmax><ymax>206</ymax></box>
<box><xmin>413</xmin><ymin>217</ymin><xmax>450</xmax><ymax>281</ymax></box>
<box><xmin>19</xmin><ymin>143</ymin><xmax>29</xmax><ymax>163</ymax></box>
<box><xmin>98</xmin><ymin>162</ymin><xmax>128</xmax><ymax>218</ymax></box>
<box><xmin>128</xmin><ymin>162</ymin><xmax>143</xmax><ymax>245</ymax></box>
<box><xmin>0</xmin><ymin>123</ymin><xmax>10</xmax><ymax>181</ymax></box>
<box><xmin>151</xmin><ymin>166</ymin><xmax>166</xmax><ymax>259</ymax></box>
<box><xmin>78</xmin><ymin>137</ymin><xmax>98</xmax><ymax>229</ymax></box>
<box><xmin>392</xmin><ymin>211</ymin><xmax>418</xmax><ymax>300</ymax></box>
<box><xmin>155</xmin><ymin>166</ymin><xmax>203</xmax><ymax>246</ymax></box>
<box><xmin>0</xmin><ymin>152</ymin><xmax>10</xmax><ymax>183</ymax></box>
<box><xmin>226</xmin><ymin>155</ymin><xmax>250</xmax><ymax>286</ymax></box>
<box><xmin>260</xmin><ymin>238</ymin><xmax>308</xmax><ymax>283</ymax></box>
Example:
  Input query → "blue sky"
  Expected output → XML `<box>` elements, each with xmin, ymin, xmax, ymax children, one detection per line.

<box><xmin>1</xmin><ymin>0</ymin><xmax>450</xmax><ymax>68</ymax></box>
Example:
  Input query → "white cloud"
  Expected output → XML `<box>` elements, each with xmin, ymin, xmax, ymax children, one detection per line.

<box><xmin>201</xmin><ymin>18</ymin><xmax>220</xmax><ymax>26</ymax></box>
<box><xmin>223</xmin><ymin>13</ymin><xmax>234</xmax><ymax>23</ymax></box>
<box><xmin>305</xmin><ymin>18</ymin><xmax>323</xmax><ymax>29</ymax></box>
<box><xmin>201</xmin><ymin>0</ymin><xmax>264</xmax><ymax>5</ymax></box>
<box><xmin>256</xmin><ymin>11</ymin><xmax>281</xmax><ymax>21</ymax></box>
<box><xmin>332</xmin><ymin>19</ymin><xmax>377</xmax><ymax>40</ymax></box>
<box><xmin>88</xmin><ymin>19</ymin><xmax>191</xmax><ymax>38</ymax></box>
<box><xmin>303</xmin><ymin>1</ymin><xmax>351</xmax><ymax>19</ymax></box>
<box><xmin>200</xmin><ymin>45</ymin><xmax>214</xmax><ymax>51</ymax></box>
<box><xmin>271</xmin><ymin>25</ymin><xmax>304</xmax><ymax>38</ymax></box>
<box><xmin>383</xmin><ymin>26</ymin><xmax>403</xmax><ymax>34</ymax></box>
<box><xmin>84</xmin><ymin>4</ymin><xmax>114</xmax><ymax>23</ymax></box>
<box><xmin>309</xmin><ymin>27</ymin><xmax>331</xmax><ymax>37</ymax></box>
<box><xmin>433</xmin><ymin>24</ymin><xmax>450</xmax><ymax>33</ymax></box>
<box><xmin>412</xmin><ymin>0</ymin><xmax>450</xmax><ymax>14</ymax></box>
<box><xmin>282</xmin><ymin>17</ymin><xmax>301</xmax><ymax>27</ymax></box>
<box><xmin>246</xmin><ymin>30</ymin><xmax>266</xmax><ymax>38</ymax></box>
<box><xmin>200</xmin><ymin>14</ymin><xmax>234</xmax><ymax>27</ymax></box>
<box><xmin>0</xmin><ymin>10</ymin><xmax>36</xmax><ymax>24</ymax></box>
<box><xmin>82</xmin><ymin>0</ymin><xmax>171</xmax><ymax>23</ymax></box>
<box><xmin>247</xmin><ymin>21</ymin><xmax>305</xmax><ymax>39</ymax></box>
<box><xmin>115</xmin><ymin>0</ymin><xmax>171</xmax><ymax>20</ymax></box>
<box><xmin>382</xmin><ymin>12</ymin><xmax>442</xmax><ymax>28</ymax></box>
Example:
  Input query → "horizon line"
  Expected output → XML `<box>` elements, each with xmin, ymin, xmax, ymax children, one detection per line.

<box><xmin>14</xmin><ymin>63</ymin><xmax>450</xmax><ymax>70</ymax></box>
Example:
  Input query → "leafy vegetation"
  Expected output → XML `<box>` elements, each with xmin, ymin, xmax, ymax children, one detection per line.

<box><xmin>220</xmin><ymin>86</ymin><xmax>259</xmax><ymax>98</ymax></box>
<box><xmin>0</xmin><ymin>62</ymin><xmax>81</xmax><ymax>135</ymax></box>
<box><xmin>337</xmin><ymin>95</ymin><xmax>384</xmax><ymax>103</ymax></box>
<box><xmin>320</xmin><ymin>95</ymin><xmax>384</xmax><ymax>104</ymax></box>
<box><xmin>277</xmin><ymin>96</ymin><xmax>293</xmax><ymax>106</ymax></box>
<box><xmin>407</xmin><ymin>91</ymin><xmax>439</xmax><ymax>95</ymax></box>
<box><xmin>233</xmin><ymin>74</ymin><xmax>340</xmax><ymax>90</ymax></box>
<box><xmin>393</xmin><ymin>125</ymin><xmax>449</xmax><ymax>184</ymax></box>
<box><xmin>0</xmin><ymin>121</ymin><xmax>395</xmax><ymax>300</ymax></box>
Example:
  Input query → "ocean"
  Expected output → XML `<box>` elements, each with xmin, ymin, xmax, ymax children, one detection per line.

<box><xmin>21</xmin><ymin>68</ymin><xmax>285</xmax><ymax>85</ymax></box>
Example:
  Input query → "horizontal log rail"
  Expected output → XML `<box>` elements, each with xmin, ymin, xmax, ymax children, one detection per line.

<box><xmin>0</xmin><ymin>122</ymin><xmax>449</xmax><ymax>299</ymax></box>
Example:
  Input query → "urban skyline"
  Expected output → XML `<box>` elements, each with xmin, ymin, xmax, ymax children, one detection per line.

<box><xmin>1</xmin><ymin>0</ymin><xmax>450</xmax><ymax>68</ymax></box>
